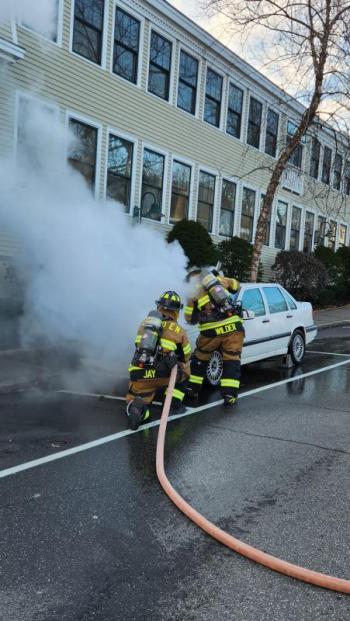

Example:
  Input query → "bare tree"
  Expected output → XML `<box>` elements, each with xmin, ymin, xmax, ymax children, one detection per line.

<box><xmin>204</xmin><ymin>0</ymin><xmax>350</xmax><ymax>281</ymax></box>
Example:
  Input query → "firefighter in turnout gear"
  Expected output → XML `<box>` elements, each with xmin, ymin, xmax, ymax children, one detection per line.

<box><xmin>184</xmin><ymin>267</ymin><xmax>244</xmax><ymax>407</ymax></box>
<box><xmin>126</xmin><ymin>291</ymin><xmax>192</xmax><ymax>430</ymax></box>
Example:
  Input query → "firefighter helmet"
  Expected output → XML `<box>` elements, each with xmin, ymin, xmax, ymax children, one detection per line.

<box><xmin>155</xmin><ymin>291</ymin><xmax>183</xmax><ymax>310</ymax></box>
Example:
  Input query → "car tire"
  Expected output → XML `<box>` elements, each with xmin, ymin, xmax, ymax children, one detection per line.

<box><xmin>288</xmin><ymin>330</ymin><xmax>305</xmax><ymax>366</ymax></box>
<box><xmin>205</xmin><ymin>350</ymin><xmax>223</xmax><ymax>387</ymax></box>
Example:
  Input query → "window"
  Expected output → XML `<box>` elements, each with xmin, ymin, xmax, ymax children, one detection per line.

<box><xmin>197</xmin><ymin>171</ymin><xmax>215</xmax><ymax>232</ymax></box>
<box><xmin>247</xmin><ymin>98</ymin><xmax>262</xmax><ymax>149</ymax></box>
<box><xmin>260</xmin><ymin>194</ymin><xmax>271</xmax><ymax>246</ymax></box>
<box><xmin>72</xmin><ymin>0</ymin><xmax>105</xmax><ymax>65</ymax></box>
<box><xmin>21</xmin><ymin>0</ymin><xmax>59</xmax><ymax>41</ymax></box>
<box><xmin>263</xmin><ymin>287</ymin><xmax>288</xmax><ymax>313</ymax></box>
<box><xmin>241</xmin><ymin>288</ymin><xmax>266</xmax><ymax>317</ymax></box>
<box><xmin>289</xmin><ymin>206</ymin><xmax>301</xmax><ymax>251</ymax></box>
<box><xmin>338</xmin><ymin>224</ymin><xmax>347</xmax><ymax>248</ymax></box>
<box><xmin>17</xmin><ymin>97</ymin><xmax>57</xmax><ymax>167</ymax></box>
<box><xmin>219</xmin><ymin>179</ymin><xmax>236</xmax><ymax>237</ymax></box>
<box><xmin>204</xmin><ymin>68</ymin><xmax>222</xmax><ymax>127</ymax></box>
<box><xmin>177</xmin><ymin>50</ymin><xmax>198</xmax><ymax>115</ymax></box>
<box><xmin>303</xmin><ymin>211</ymin><xmax>315</xmax><ymax>254</ymax></box>
<box><xmin>328</xmin><ymin>220</ymin><xmax>337</xmax><ymax>251</ymax></box>
<box><xmin>226</xmin><ymin>83</ymin><xmax>243</xmax><ymax>139</ymax></box>
<box><xmin>322</xmin><ymin>146</ymin><xmax>332</xmax><ymax>184</ymax></box>
<box><xmin>316</xmin><ymin>215</ymin><xmax>326</xmax><ymax>246</ymax></box>
<box><xmin>282</xmin><ymin>290</ymin><xmax>297</xmax><ymax>310</ymax></box>
<box><xmin>310</xmin><ymin>138</ymin><xmax>320</xmax><ymax>179</ymax></box>
<box><xmin>240</xmin><ymin>187</ymin><xmax>256</xmax><ymax>242</ymax></box>
<box><xmin>148</xmin><ymin>31</ymin><xmax>172</xmax><ymax>101</ymax></box>
<box><xmin>274</xmin><ymin>200</ymin><xmax>288</xmax><ymax>250</ymax></box>
<box><xmin>287</xmin><ymin>135</ymin><xmax>303</xmax><ymax>169</ymax></box>
<box><xmin>106</xmin><ymin>134</ymin><xmax>133</xmax><ymax>211</ymax></box>
<box><xmin>170</xmin><ymin>161</ymin><xmax>191</xmax><ymax>223</ymax></box>
<box><xmin>265</xmin><ymin>109</ymin><xmax>279</xmax><ymax>157</ymax></box>
<box><xmin>344</xmin><ymin>162</ymin><xmax>350</xmax><ymax>196</ymax></box>
<box><xmin>333</xmin><ymin>153</ymin><xmax>342</xmax><ymax>191</ymax></box>
<box><xmin>113</xmin><ymin>7</ymin><xmax>140</xmax><ymax>84</ymax></box>
<box><xmin>68</xmin><ymin>118</ymin><xmax>98</xmax><ymax>190</ymax></box>
<box><xmin>141</xmin><ymin>149</ymin><xmax>164</xmax><ymax>221</ymax></box>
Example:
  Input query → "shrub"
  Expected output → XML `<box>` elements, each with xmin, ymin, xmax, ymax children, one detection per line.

<box><xmin>314</xmin><ymin>245</ymin><xmax>350</xmax><ymax>304</ymax></box>
<box><xmin>217</xmin><ymin>236</ymin><xmax>263</xmax><ymax>281</ymax></box>
<box><xmin>167</xmin><ymin>219</ymin><xmax>218</xmax><ymax>267</ymax></box>
<box><xmin>271</xmin><ymin>250</ymin><xmax>327</xmax><ymax>304</ymax></box>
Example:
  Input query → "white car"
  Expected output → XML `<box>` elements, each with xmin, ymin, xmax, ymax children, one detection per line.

<box><xmin>186</xmin><ymin>283</ymin><xmax>318</xmax><ymax>386</ymax></box>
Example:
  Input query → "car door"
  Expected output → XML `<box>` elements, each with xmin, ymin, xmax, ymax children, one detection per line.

<box><xmin>261</xmin><ymin>286</ymin><xmax>291</xmax><ymax>355</ymax></box>
<box><xmin>240</xmin><ymin>286</ymin><xmax>273</xmax><ymax>363</ymax></box>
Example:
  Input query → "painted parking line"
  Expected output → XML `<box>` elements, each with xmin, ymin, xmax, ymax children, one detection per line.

<box><xmin>1</xmin><ymin>357</ymin><xmax>350</xmax><ymax>480</ymax></box>
<box><xmin>307</xmin><ymin>350</ymin><xmax>350</xmax><ymax>357</ymax></box>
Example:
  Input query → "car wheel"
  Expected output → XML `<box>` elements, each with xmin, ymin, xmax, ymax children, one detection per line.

<box><xmin>288</xmin><ymin>330</ymin><xmax>305</xmax><ymax>366</ymax></box>
<box><xmin>206</xmin><ymin>350</ymin><xmax>223</xmax><ymax>387</ymax></box>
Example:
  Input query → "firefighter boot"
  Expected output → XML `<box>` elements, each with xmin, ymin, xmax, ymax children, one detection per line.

<box><xmin>169</xmin><ymin>397</ymin><xmax>186</xmax><ymax>415</ymax></box>
<box><xmin>223</xmin><ymin>394</ymin><xmax>237</xmax><ymax>407</ymax></box>
<box><xmin>126</xmin><ymin>398</ymin><xmax>150</xmax><ymax>430</ymax></box>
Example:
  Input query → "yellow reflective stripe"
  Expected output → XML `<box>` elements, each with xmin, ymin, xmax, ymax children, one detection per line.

<box><xmin>184</xmin><ymin>306</ymin><xmax>193</xmax><ymax>314</ymax></box>
<box><xmin>160</xmin><ymin>338</ymin><xmax>177</xmax><ymax>351</ymax></box>
<box><xmin>189</xmin><ymin>374</ymin><xmax>204</xmax><ymax>384</ymax></box>
<box><xmin>128</xmin><ymin>365</ymin><xmax>141</xmax><ymax>372</ymax></box>
<box><xmin>183</xmin><ymin>343</ymin><xmax>191</xmax><ymax>355</ymax></box>
<box><xmin>135</xmin><ymin>335</ymin><xmax>141</xmax><ymax>343</ymax></box>
<box><xmin>143</xmin><ymin>409</ymin><xmax>150</xmax><ymax>421</ymax></box>
<box><xmin>163</xmin><ymin>293</ymin><xmax>169</xmax><ymax>298</ymax></box>
<box><xmin>171</xmin><ymin>388</ymin><xmax>185</xmax><ymax>401</ymax></box>
<box><xmin>231</xmin><ymin>278</ymin><xmax>239</xmax><ymax>290</ymax></box>
<box><xmin>199</xmin><ymin>315</ymin><xmax>243</xmax><ymax>331</ymax></box>
<box><xmin>198</xmin><ymin>294</ymin><xmax>210</xmax><ymax>309</ymax></box>
<box><xmin>220</xmin><ymin>379</ymin><xmax>240</xmax><ymax>388</ymax></box>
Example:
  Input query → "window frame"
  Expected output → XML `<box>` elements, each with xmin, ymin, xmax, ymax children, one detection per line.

<box><xmin>321</xmin><ymin>145</ymin><xmax>332</xmax><ymax>185</ymax></box>
<box><xmin>264</xmin><ymin>107</ymin><xmax>279</xmax><ymax>158</ymax></box>
<box><xmin>176</xmin><ymin>46</ymin><xmax>200</xmax><ymax>117</ymax></box>
<box><xmin>344</xmin><ymin>161</ymin><xmax>350</xmax><ymax>196</ymax></box>
<box><xmin>169</xmin><ymin>156</ymin><xmax>193</xmax><ymax>224</ymax></box>
<box><xmin>15</xmin><ymin>91</ymin><xmax>60</xmax><ymax>161</ymax></box>
<box><xmin>327</xmin><ymin>219</ymin><xmax>337</xmax><ymax>251</ymax></box>
<box><xmin>274</xmin><ymin>199</ymin><xmax>288</xmax><ymax>250</ymax></box>
<box><xmin>262</xmin><ymin>286</ymin><xmax>289</xmax><ymax>314</ymax></box>
<box><xmin>111</xmin><ymin>5</ymin><xmax>142</xmax><ymax>86</ymax></box>
<box><xmin>338</xmin><ymin>222</ymin><xmax>348</xmax><ymax>248</ymax></box>
<box><xmin>218</xmin><ymin>177</ymin><xmax>237</xmax><ymax>238</ymax></box>
<box><xmin>259</xmin><ymin>192</ymin><xmax>272</xmax><ymax>247</ymax></box>
<box><xmin>309</xmin><ymin>137</ymin><xmax>321</xmax><ymax>180</ymax></box>
<box><xmin>105</xmin><ymin>126</ymin><xmax>137</xmax><ymax>215</ymax></box>
<box><xmin>19</xmin><ymin>0</ymin><xmax>64</xmax><ymax>46</ymax></box>
<box><xmin>333</xmin><ymin>152</ymin><xmax>343</xmax><ymax>191</ymax></box>
<box><xmin>303</xmin><ymin>209</ymin><xmax>316</xmax><ymax>254</ymax></box>
<box><xmin>226</xmin><ymin>81</ymin><xmax>244</xmax><ymax>141</ymax></box>
<box><xmin>196</xmin><ymin>168</ymin><xmax>217</xmax><ymax>233</ymax></box>
<box><xmin>240</xmin><ymin>185</ymin><xmax>257</xmax><ymax>243</ymax></box>
<box><xmin>289</xmin><ymin>205</ymin><xmax>302</xmax><ymax>251</ymax></box>
<box><xmin>146</xmin><ymin>26</ymin><xmax>174</xmax><ymax>103</ymax></box>
<box><xmin>203</xmin><ymin>64</ymin><xmax>224</xmax><ymax>129</ymax></box>
<box><xmin>241</xmin><ymin>287</ymin><xmax>267</xmax><ymax>317</ymax></box>
<box><xmin>315</xmin><ymin>214</ymin><xmax>327</xmax><ymax>247</ymax></box>
<box><xmin>246</xmin><ymin>95</ymin><xmax>263</xmax><ymax>150</ymax></box>
<box><xmin>66</xmin><ymin>111</ymin><xmax>102</xmax><ymax>198</ymax></box>
<box><xmin>70</xmin><ymin>0</ymin><xmax>108</xmax><ymax>68</ymax></box>
<box><xmin>139</xmin><ymin>142</ymin><xmax>168</xmax><ymax>223</ymax></box>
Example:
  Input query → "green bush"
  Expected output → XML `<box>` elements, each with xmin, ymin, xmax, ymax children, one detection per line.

<box><xmin>271</xmin><ymin>250</ymin><xmax>327</xmax><ymax>304</ymax></box>
<box><xmin>314</xmin><ymin>245</ymin><xmax>350</xmax><ymax>304</ymax></box>
<box><xmin>217</xmin><ymin>236</ymin><xmax>263</xmax><ymax>281</ymax></box>
<box><xmin>167</xmin><ymin>219</ymin><xmax>218</xmax><ymax>267</ymax></box>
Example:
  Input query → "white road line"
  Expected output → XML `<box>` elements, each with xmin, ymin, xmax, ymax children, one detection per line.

<box><xmin>308</xmin><ymin>350</ymin><xmax>350</xmax><ymax>357</ymax></box>
<box><xmin>1</xmin><ymin>357</ymin><xmax>350</xmax><ymax>480</ymax></box>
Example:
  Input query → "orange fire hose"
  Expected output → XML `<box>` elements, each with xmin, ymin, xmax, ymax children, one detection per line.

<box><xmin>156</xmin><ymin>366</ymin><xmax>350</xmax><ymax>594</ymax></box>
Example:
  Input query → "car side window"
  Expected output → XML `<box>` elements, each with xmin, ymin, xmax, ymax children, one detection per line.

<box><xmin>263</xmin><ymin>287</ymin><xmax>288</xmax><ymax>313</ymax></box>
<box><xmin>241</xmin><ymin>288</ymin><xmax>266</xmax><ymax>316</ymax></box>
<box><xmin>282</xmin><ymin>290</ymin><xmax>297</xmax><ymax>310</ymax></box>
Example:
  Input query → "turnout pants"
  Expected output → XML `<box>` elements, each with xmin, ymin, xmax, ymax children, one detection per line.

<box><xmin>189</xmin><ymin>330</ymin><xmax>244</xmax><ymax>399</ymax></box>
<box><xmin>127</xmin><ymin>363</ymin><xmax>190</xmax><ymax>407</ymax></box>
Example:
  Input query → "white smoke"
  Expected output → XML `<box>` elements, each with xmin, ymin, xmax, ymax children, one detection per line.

<box><xmin>0</xmin><ymin>0</ymin><xmax>56</xmax><ymax>39</ymax></box>
<box><xmin>0</xmin><ymin>101</ymin><xmax>187</xmax><ymax>375</ymax></box>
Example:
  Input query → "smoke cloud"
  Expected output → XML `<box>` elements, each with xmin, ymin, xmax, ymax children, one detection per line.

<box><xmin>0</xmin><ymin>100</ymin><xmax>187</xmax><ymax>379</ymax></box>
<box><xmin>0</xmin><ymin>0</ymin><xmax>57</xmax><ymax>39</ymax></box>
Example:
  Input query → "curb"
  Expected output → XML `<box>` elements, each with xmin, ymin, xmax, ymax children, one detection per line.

<box><xmin>316</xmin><ymin>320</ymin><xmax>350</xmax><ymax>331</ymax></box>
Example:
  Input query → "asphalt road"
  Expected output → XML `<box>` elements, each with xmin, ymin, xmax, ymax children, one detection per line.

<box><xmin>1</xmin><ymin>327</ymin><xmax>350</xmax><ymax>620</ymax></box>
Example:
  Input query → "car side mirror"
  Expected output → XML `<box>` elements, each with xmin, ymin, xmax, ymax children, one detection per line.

<box><xmin>243</xmin><ymin>309</ymin><xmax>255</xmax><ymax>320</ymax></box>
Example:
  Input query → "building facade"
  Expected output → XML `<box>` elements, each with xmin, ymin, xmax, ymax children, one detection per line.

<box><xmin>1</xmin><ymin>0</ymin><xmax>350</xmax><ymax>278</ymax></box>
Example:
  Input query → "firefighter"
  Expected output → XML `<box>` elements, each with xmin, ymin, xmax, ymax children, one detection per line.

<box><xmin>126</xmin><ymin>291</ymin><xmax>192</xmax><ymax>430</ymax></box>
<box><xmin>184</xmin><ymin>267</ymin><xmax>244</xmax><ymax>407</ymax></box>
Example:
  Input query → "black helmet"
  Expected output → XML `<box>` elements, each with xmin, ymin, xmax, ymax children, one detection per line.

<box><xmin>155</xmin><ymin>291</ymin><xmax>183</xmax><ymax>311</ymax></box>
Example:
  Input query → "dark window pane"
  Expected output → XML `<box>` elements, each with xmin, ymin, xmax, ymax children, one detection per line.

<box><xmin>197</xmin><ymin>171</ymin><xmax>215</xmax><ymax>232</ymax></box>
<box><xmin>242</xmin><ymin>288</ymin><xmax>266</xmax><ymax>316</ymax></box>
<box><xmin>263</xmin><ymin>287</ymin><xmax>288</xmax><ymax>313</ymax></box>
<box><xmin>177</xmin><ymin>50</ymin><xmax>198</xmax><ymax>114</ymax></box>
<box><xmin>148</xmin><ymin>32</ymin><xmax>172</xmax><ymax>100</ymax></box>
<box><xmin>170</xmin><ymin>161</ymin><xmax>191</xmax><ymax>223</ymax></box>
<box><xmin>287</xmin><ymin>134</ymin><xmax>303</xmax><ymax>168</ymax></box>
<box><xmin>260</xmin><ymin>194</ymin><xmax>271</xmax><ymax>246</ymax></box>
<box><xmin>303</xmin><ymin>211</ymin><xmax>314</xmax><ymax>253</ymax></box>
<box><xmin>226</xmin><ymin>83</ymin><xmax>243</xmax><ymax>139</ymax></box>
<box><xmin>289</xmin><ymin>206</ymin><xmax>301</xmax><ymax>250</ymax></box>
<box><xmin>204</xmin><ymin>68</ymin><xmax>222</xmax><ymax>127</ymax></box>
<box><xmin>219</xmin><ymin>180</ymin><xmax>236</xmax><ymax>236</ymax></box>
<box><xmin>274</xmin><ymin>201</ymin><xmax>287</xmax><ymax>249</ymax></box>
<box><xmin>322</xmin><ymin>146</ymin><xmax>332</xmax><ymax>184</ymax></box>
<box><xmin>333</xmin><ymin>153</ymin><xmax>342</xmax><ymax>190</ymax></box>
<box><xmin>107</xmin><ymin>134</ymin><xmax>133</xmax><ymax>211</ymax></box>
<box><xmin>338</xmin><ymin>224</ymin><xmax>347</xmax><ymax>247</ymax></box>
<box><xmin>310</xmin><ymin>138</ymin><xmax>320</xmax><ymax>179</ymax></box>
<box><xmin>141</xmin><ymin>149</ymin><xmax>164</xmax><ymax>221</ymax></box>
<box><xmin>328</xmin><ymin>220</ymin><xmax>336</xmax><ymax>251</ymax></box>
<box><xmin>240</xmin><ymin>187</ymin><xmax>256</xmax><ymax>241</ymax></box>
<box><xmin>68</xmin><ymin>118</ymin><xmax>97</xmax><ymax>191</ymax></box>
<box><xmin>247</xmin><ymin>98</ymin><xmax>262</xmax><ymax>149</ymax></box>
<box><xmin>113</xmin><ymin>8</ymin><xmax>140</xmax><ymax>83</ymax></box>
<box><xmin>73</xmin><ymin>0</ymin><xmax>104</xmax><ymax>64</ymax></box>
<box><xmin>265</xmin><ymin>109</ymin><xmax>279</xmax><ymax>157</ymax></box>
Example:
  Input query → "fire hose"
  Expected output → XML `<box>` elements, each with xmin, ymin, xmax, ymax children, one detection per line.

<box><xmin>156</xmin><ymin>365</ymin><xmax>350</xmax><ymax>594</ymax></box>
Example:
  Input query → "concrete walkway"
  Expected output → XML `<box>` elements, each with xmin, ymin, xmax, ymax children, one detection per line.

<box><xmin>314</xmin><ymin>304</ymin><xmax>350</xmax><ymax>329</ymax></box>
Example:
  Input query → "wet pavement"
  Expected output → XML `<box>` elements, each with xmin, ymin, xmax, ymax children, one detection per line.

<box><xmin>1</xmin><ymin>326</ymin><xmax>350</xmax><ymax>620</ymax></box>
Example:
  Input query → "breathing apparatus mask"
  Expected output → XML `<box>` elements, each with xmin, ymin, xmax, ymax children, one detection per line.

<box><xmin>201</xmin><ymin>269</ymin><xmax>241</xmax><ymax>316</ymax></box>
<box><xmin>135</xmin><ymin>310</ymin><xmax>163</xmax><ymax>367</ymax></box>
